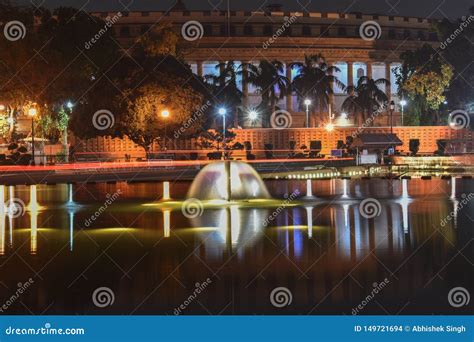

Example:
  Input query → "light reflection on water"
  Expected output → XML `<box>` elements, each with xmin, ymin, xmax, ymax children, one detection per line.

<box><xmin>0</xmin><ymin>178</ymin><xmax>471</xmax><ymax>314</ymax></box>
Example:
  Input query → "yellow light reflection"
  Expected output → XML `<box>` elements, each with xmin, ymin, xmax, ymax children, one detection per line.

<box><xmin>0</xmin><ymin>185</ymin><xmax>5</xmax><ymax>255</ymax></box>
<box><xmin>29</xmin><ymin>185</ymin><xmax>39</xmax><ymax>255</ymax></box>
<box><xmin>163</xmin><ymin>209</ymin><xmax>170</xmax><ymax>238</ymax></box>
<box><xmin>163</xmin><ymin>182</ymin><xmax>170</xmax><ymax>201</ymax></box>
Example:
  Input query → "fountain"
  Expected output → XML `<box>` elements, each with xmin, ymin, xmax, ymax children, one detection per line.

<box><xmin>187</xmin><ymin>161</ymin><xmax>270</xmax><ymax>201</ymax></box>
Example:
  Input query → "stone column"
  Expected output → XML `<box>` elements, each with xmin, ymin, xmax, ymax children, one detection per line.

<box><xmin>197</xmin><ymin>61</ymin><xmax>203</xmax><ymax>77</ymax></box>
<box><xmin>286</xmin><ymin>63</ymin><xmax>293</xmax><ymax>112</ymax></box>
<box><xmin>385</xmin><ymin>62</ymin><xmax>392</xmax><ymax>101</ymax></box>
<box><xmin>347</xmin><ymin>62</ymin><xmax>353</xmax><ymax>87</ymax></box>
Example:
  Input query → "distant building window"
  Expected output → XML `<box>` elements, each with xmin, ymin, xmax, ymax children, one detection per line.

<box><xmin>263</xmin><ymin>25</ymin><xmax>273</xmax><ymax>35</ymax></box>
<box><xmin>203</xmin><ymin>11</ymin><xmax>211</xmax><ymax>16</ymax></box>
<box><xmin>204</xmin><ymin>25</ymin><xmax>213</xmax><ymax>35</ymax></box>
<box><xmin>338</xmin><ymin>27</ymin><xmax>347</xmax><ymax>36</ymax></box>
<box><xmin>320</xmin><ymin>26</ymin><xmax>329</xmax><ymax>37</ymax></box>
<box><xmin>417</xmin><ymin>30</ymin><xmax>425</xmax><ymax>40</ymax></box>
<box><xmin>244</xmin><ymin>11</ymin><xmax>251</xmax><ymax>16</ymax></box>
<box><xmin>141</xmin><ymin>11</ymin><xmax>149</xmax><ymax>17</ymax></box>
<box><xmin>220</xmin><ymin>11</ymin><xmax>226</xmax><ymax>16</ymax></box>
<box><xmin>183</xmin><ymin>11</ymin><xmax>190</xmax><ymax>16</ymax></box>
<box><xmin>356</xmin><ymin>13</ymin><xmax>362</xmax><ymax>19</ymax></box>
<box><xmin>302</xmin><ymin>25</ymin><xmax>311</xmax><ymax>36</ymax></box>
<box><xmin>429</xmin><ymin>32</ymin><xmax>438</xmax><ymax>41</ymax></box>
<box><xmin>122</xmin><ymin>11</ymin><xmax>129</xmax><ymax>17</ymax></box>
<box><xmin>339</xmin><ymin>13</ymin><xmax>345</xmax><ymax>18</ymax></box>
<box><xmin>388</xmin><ymin>29</ymin><xmax>396</xmax><ymax>39</ymax></box>
<box><xmin>100</xmin><ymin>12</ymin><xmax>108</xmax><ymax>18</ymax></box>
<box><xmin>404</xmin><ymin>17</ymin><xmax>409</xmax><ymax>22</ymax></box>
<box><xmin>389</xmin><ymin>16</ymin><xmax>394</xmax><ymax>21</ymax></box>
<box><xmin>417</xmin><ymin>18</ymin><xmax>423</xmax><ymax>23</ymax></box>
<box><xmin>244</xmin><ymin>25</ymin><xmax>253</xmax><ymax>35</ymax></box>
<box><xmin>373</xmin><ymin>15</ymin><xmax>379</xmax><ymax>19</ymax></box>
<box><xmin>321</xmin><ymin>13</ymin><xmax>328</xmax><ymax>18</ymax></box>
<box><xmin>230</xmin><ymin>11</ymin><xmax>236</xmax><ymax>16</ymax></box>
<box><xmin>403</xmin><ymin>29</ymin><xmax>411</xmax><ymax>39</ymax></box>
<box><xmin>120</xmin><ymin>26</ymin><xmax>130</xmax><ymax>37</ymax></box>
<box><xmin>141</xmin><ymin>25</ymin><xmax>150</xmax><ymax>34</ymax></box>
<box><xmin>220</xmin><ymin>24</ymin><xmax>226</xmax><ymax>35</ymax></box>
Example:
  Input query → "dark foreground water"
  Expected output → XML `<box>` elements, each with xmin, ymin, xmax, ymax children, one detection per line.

<box><xmin>0</xmin><ymin>178</ymin><xmax>472</xmax><ymax>315</ymax></box>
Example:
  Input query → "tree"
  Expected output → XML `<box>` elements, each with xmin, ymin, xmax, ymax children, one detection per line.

<box><xmin>342</xmin><ymin>76</ymin><xmax>390</xmax><ymax>127</ymax></box>
<box><xmin>291</xmin><ymin>54</ymin><xmax>344</xmax><ymax>127</ymax></box>
<box><xmin>395</xmin><ymin>44</ymin><xmax>453</xmax><ymax>125</ymax></box>
<box><xmin>244</xmin><ymin>60</ymin><xmax>290</xmax><ymax>127</ymax></box>
<box><xmin>205</xmin><ymin>61</ymin><xmax>243</xmax><ymax>128</ymax></box>
<box><xmin>436</xmin><ymin>8</ymin><xmax>474</xmax><ymax>111</ymax></box>
<box><xmin>118</xmin><ymin>78</ymin><xmax>204</xmax><ymax>157</ymax></box>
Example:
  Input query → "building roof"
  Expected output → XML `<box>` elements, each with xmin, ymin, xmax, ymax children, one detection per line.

<box><xmin>352</xmin><ymin>133</ymin><xmax>402</xmax><ymax>148</ymax></box>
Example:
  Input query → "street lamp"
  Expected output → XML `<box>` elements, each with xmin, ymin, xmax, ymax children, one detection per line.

<box><xmin>389</xmin><ymin>100</ymin><xmax>395</xmax><ymax>134</ymax></box>
<box><xmin>218</xmin><ymin>107</ymin><xmax>226</xmax><ymax>139</ymax></box>
<box><xmin>248</xmin><ymin>110</ymin><xmax>258</xmax><ymax>127</ymax></box>
<box><xmin>304</xmin><ymin>99</ymin><xmax>311</xmax><ymax>128</ymax></box>
<box><xmin>399</xmin><ymin>99</ymin><xmax>407</xmax><ymax>126</ymax></box>
<box><xmin>28</xmin><ymin>107</ymin><xmax>37</xmax><ymax>166</ymax></box>
<box><xmin>0</xmin><ymin>104</ymin><xmax>5</xmax><ymax>111</ymax></box>
<box><xmin>64</xmin><ymin>101</ymin><xmax>73</xmax><ymax>162</ymax></box>
<box><xmin>161</xmin><ymin>109</ymin><xmax>170</xmax><ymax>150</ymax></box>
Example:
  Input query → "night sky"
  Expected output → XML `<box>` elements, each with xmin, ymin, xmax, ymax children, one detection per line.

<box><xmin>12</xmin><ymin>0</ymin><xmax>473</xmax><ymax>20</ymax></box>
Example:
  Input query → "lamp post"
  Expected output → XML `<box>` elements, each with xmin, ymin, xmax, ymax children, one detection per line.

<box><xmin>28</xmin><ymin>107</ymin><xmax>37</xmax><ymax>166</ymax></box>
<box><xmin>389</xmin><ymin>100</ymin><xmax>395</xmax><ymax>134</ymax></box>
<box><xmin>65</xmin><ymin>101</ymin><xmax>73</xmax><ymax>162</ymax></box>
<box><xmin>218</xmin><ymin>108</ymin><xmax>227</xmax><ymax>159</ymax></box>
<box><xmin>399</xmin><ymin>99</ymin><xmax>407</xmax><ymax>126</ymax></box>
<box><xmin>161</xmin><ymin>109</ymin><xmax>170</xmax><ymax>150</ymax></box>
<box><xmin>304</xmin><ymin>99</ymin><xmax>311</xmax><ymax>128</ymax></box>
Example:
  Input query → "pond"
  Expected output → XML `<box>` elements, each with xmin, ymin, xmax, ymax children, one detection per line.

<box><xmin>0</xmin><ymin>177</ymin><xmax>472</xmax><ymax>315</ymax></box>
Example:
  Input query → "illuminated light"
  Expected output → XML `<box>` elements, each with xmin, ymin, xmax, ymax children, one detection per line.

<box><xmin>400</xmin><ymin>99</ymin><xmax>407</xmax><ymax>106</ymax></box>
<box><xmin>248</xmin><ymin>110</ymin><xmax>258</xmax><ymax>121</ymax></box>
<box><xmin>0</xmin><ymin>104</ymin><xmax>5</xmax><ymax>111</ymax></box>
<box><xmin>325</xmin><ymin>122</ymin><xmax>334</xmax><ymax>132</ymax></box>
<box><xmin>218</xmin><ymin>108</ymin><xmax>226</xmax><ymax>116</ymax></box>
<box><xmin>161</xmin><ymin>109</ymin><xmax>170</xmax><ymax>118</ymax></box>
<box><xmin>306</xmin><ymin>179</ymin><xmax>313</xmax><ymax>197</ymax></box>
<box><xmin>163</xmin><ymin>209</ymin><xmax>170</xmax><ymax>238</ymax></box>
<box><xmin>28</xmin><ymin>107</ymin><xmax>37</xmax><ymax>117</ymax></box>
<box><xmin>66</xmin><ymin>101</ymin><xmax>74</xmax><ymax>109</ymax></box>
<box><xmin>304</xmin><ymin>99</ymin><xmax>311</xmax><ymax>106</ymax></box>
<box><xmin>163</xmin><ymin>181</ymin><xmax>170</xmax><ymax>200</ymax></box>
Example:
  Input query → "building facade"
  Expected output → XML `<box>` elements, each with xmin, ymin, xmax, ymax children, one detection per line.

<box><xmin>91</xmin><ymin>4</ymin><xmax>439</xmax><ymax>128</ymax></box>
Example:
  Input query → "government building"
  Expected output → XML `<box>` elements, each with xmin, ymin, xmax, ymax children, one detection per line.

<box><xmin>74</xmin><ymin>3</ymin><xmax>472</xmax><ymax>158</ymax></box>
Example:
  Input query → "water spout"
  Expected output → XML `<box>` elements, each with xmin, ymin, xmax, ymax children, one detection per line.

<box><xmin>187</xmin><ymin>161</ymin><xmax>270</xmax><ymax>201</ymax></box>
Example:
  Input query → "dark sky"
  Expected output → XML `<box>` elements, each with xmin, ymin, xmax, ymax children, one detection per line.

<box><xmin>13</xmin><ymin>0</ymin><xmax>472</xmax><ymax>20</ymax></box>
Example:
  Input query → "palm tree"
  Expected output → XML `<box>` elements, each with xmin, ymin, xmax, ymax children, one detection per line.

<box><xmin>205</xmin><ymin>61</ymin><xmax>243</xmax><ymax>128</ymax></box>
<box><xmin>243</xmin><ymin>60</ymin><xmax>290</xmax><ymax>127</ymax></box>
<box><xmin>291</xmin><ymin>54</ymin><xmax>345</xmax><ymax>127</ymax></box>
<box><xmin>342</xmin><ymin>76</ymin><xmax>390</xmax><ymax>127</ymax></box>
